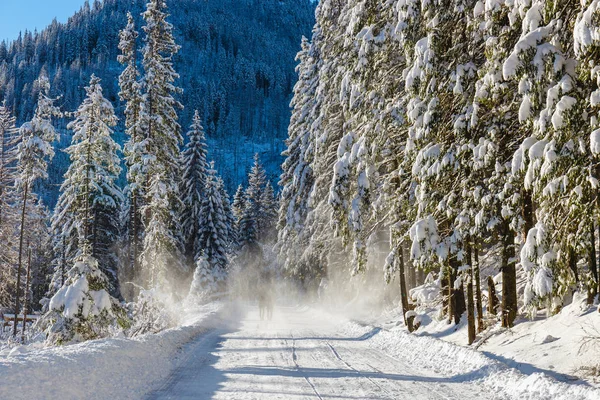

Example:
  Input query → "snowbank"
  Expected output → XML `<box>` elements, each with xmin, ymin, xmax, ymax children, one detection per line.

<box><xmin>0</xmin><ymin>302</ymin><xmax>223</xmax><ymax>400</ymax></box>
<box><xmin>342</xmin><ymin>315</ymin><xmax>600</xmax><ymax>400</ymax></box>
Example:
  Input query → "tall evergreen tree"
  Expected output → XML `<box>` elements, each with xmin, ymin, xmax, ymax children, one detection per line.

<box><xmin>195</xmin><ymin>162</ymin><xmax>229</xmax><ymax>289</ymax></box>
<box><xmin>140</xmin><ymin>0</ymin><xmax>185</xmax><ymax>287</ymax></box>
<box><xmin>0</xmin><ymin>103</ymin><xmax>20</xmax><ymax>310</ymax></box>
<box><xmin>119</xmin><ymin>12</ymin><xmax>145</xmax><ymax>285</ymax></box>
<box><xmin>14</xmin><ymin>71</ymin><xmax>60</xmax><ymax>335</ymax></box>
<box><xmin>52</xmin><ymin>75</ymin><xmax>123</xmax><ymax>297</ymax></box>
<box><xmin>232</xmin><ymin>184</ymin><xmax>246</xmax><ymax>225</ymax></box>
<box><xmin>180</xmin><ymin>110</ymin><xmax>209</xmax><ymax>261</ymax></box>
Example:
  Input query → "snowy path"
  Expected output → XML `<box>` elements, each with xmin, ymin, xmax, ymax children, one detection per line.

<box><xmin>146</xmin><ymin>306</ymin><xmax>489</xmax><ymax>400</ymax></box>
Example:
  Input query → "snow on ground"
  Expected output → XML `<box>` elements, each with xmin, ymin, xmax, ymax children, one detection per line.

<box><xmin>1</xmin><ymin>300</ymin><xmax>599</xmax><ymax>399</ymax></box>
<box><xmin>393</xmin><ymin>289</ymin><xmax>600</xmax><ymax>388</ymax></box>
<box><xmin>146</xmin><ymin>305</ymin><xmax>491</xmax><ymax>400</ymax></box>
<box><xmin>345</xmin><ymin>317</ymin><xmax>600</xmax><ymax>400</ymax></box>
<box><xmin>0</xmin><ymin>302</ymin><xmax>223</xmax><ymax>400</ymax></box>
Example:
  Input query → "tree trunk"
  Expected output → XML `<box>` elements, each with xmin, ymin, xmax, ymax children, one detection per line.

<box><xmin>398</xmin><ymin>244</ymin><xmax>412</xmax><ymax>331</ymax></box>
<box><xmin>589</xmin><ymin>223</ymin><xmax>597</xmax><ymax>305</ymax></box>
<box><xmin>21</xmin><ymin>248</ymin><xmax>31</xmax><ymax>342</ymax></box>
<box><xmin>568</xmin><ymin>248</ymin><xmax>578</xmax><ymax>284</ymax></box>
<box><xmin>446</xmin><ymin>263</ymin><xmax>455</xmax><ymax>324</ymax></box>
<box><xmin>406</xmin><ymin>248</ymin><xmax>416</xmax><ymax>290</ymax></box>
<box><xmin>522</xmin><ymin>190</ymin><xmax>534</xmax><ymax>242</ymax></box>
<box><xmin>466</xmin><ymin>242</ymin><xmax>476</xmax><ymax>344</ymax></box>
<box><xmin>467</xmin><ymin>277</ymin><xmax>476</xmax><ymax>344</ymax></box>
<box><xmin>474</xmin><ymin>244</ymin><xmax>484</xmax><ymax>332</ymax></box>
<box><xmin>501</xmin><ymin>223</ymin><xmax>517</xmax><ymax>328</ymax></box>
<box><xmin>13</xmin><ymin>182</ymin><xmax>28</xmax><ymax>337</ymax></box>
<box><xmin>416</xmin><ymin>267</ymin><xmax>425</xmax><ymax>287</ymax></box>
<box><xmin>454</xmin><ymin>280</ymin><xmax>466</xmax><ymax>325</ymax></box>
<box><xmin>487</xmin><ymin>276</ymin><xmax>499</xmax><ymax>316</ymax></box>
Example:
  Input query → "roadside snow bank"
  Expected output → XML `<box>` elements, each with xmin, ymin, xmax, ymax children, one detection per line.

<box><xmin>342</xmin><ymin>321</ymin><xmax>600</xmax><ymax>400</ymax></box>
<box><xmin>0</xmin><ymin>302</ymin><xmax>223</xmax><ymax>400</ymax></box>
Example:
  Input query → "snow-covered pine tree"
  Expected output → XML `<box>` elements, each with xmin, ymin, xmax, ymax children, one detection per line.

<box><xmin>240</xmin><ymin>153</ymin><xmax>267</xmax><ymax>246</ymax></box>
<box><xmin>575</xmin><ymin>0</ymin><xmax>600</xmax><ymax>300</ymax></box>
<box><xmin>260</xmin><ymin>181</ymin><xmax>278</xmax><ymax>243</ymax></box>
<box><xmin>304</xmin><ymin>0</ymin><xmax>350</xmax><ymax>280</ymax></box>
<box><xmin>277</xmin><ymin>36</ymin><xmax>317</xmax><ymax>276</ymax></box>
<box><xmin>14</xmin><ymin>71</ymin><xmax>61</xmax><ymax>336</ymax></box>
<box><xmin>232</xmin><ymin>184</ymin><xmax>245</xmax><ymax>225</ymax></box>
<box><xmin>195</xmin><ymin>163</ymin><xmax>229</xmax><ymax>292</ymax></box>
<box><xmin>187</xmin><ymin>254</ymin><xmax>217</xmax><ymax>301</ymax></box>
<box><xmin>53</xmin><ymin>75</ymin><xmax>124</xmax><ymax>298</ymax></box>
<box><xmin>0</xmin><ymin>103</ymin><xmax>20</xmax><ymax>309</ymax></box>
<box><xmin>239</xmin><ymin>188</ymin><xmax>259</xmax><ymax>248</ymax></box>
<box><xmin>0</xmin><ymin>103</ymin><xmax>19</xmax><ymax>225</ymax></box>
<box><xmin>506</xmin><ymin>0</ymin><xmax>581</xmax><ymax>318</ymax></box>
<box><xmin>180</xmin><ymin>110</ymin><xmax>209</xmax><ymax>263</ymax></box>
<box><xmin>119</xmin><ymin>12</ymin><xmax>145</xmax><ymax>287</ymax></box>
<box><xmin>468</xmin><ymin>0</ymin><xmax>526</xmax><ymax>328</ymax></box>
<box><xmin>39</xmin><ymin>254</ymin><xmax>130</xmax><ymax>345</ymax></box>
<box><xmin>216</xmin><ymin>175</ymin><xmax>236</xmax><ymax>250</ymax></box>
<box><xmin>140</xmin><ymin>0</ymin><xmax>185</xmax><ymax>287</ymax></box>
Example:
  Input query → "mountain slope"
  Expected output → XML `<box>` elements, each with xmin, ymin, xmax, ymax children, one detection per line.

<box><xmin>0</xmin><ymin>0</ymin><xmax>315</xmax><ymax>204</ymax></box>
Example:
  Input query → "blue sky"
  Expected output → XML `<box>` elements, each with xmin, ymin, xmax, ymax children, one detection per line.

<box><xmin>0</xmin><ymin>0</ymin><xmax>87</xmax><ymax>42</ymax></box>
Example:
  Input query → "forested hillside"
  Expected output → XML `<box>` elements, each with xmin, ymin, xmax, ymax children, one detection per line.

<box><xmin>0</xmin><ymin>0</ymin><xmax>315</xmax><ymax>205</ymax></box>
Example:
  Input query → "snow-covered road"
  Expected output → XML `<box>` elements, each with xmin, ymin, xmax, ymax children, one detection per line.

<box><xmin>146</xmin><ymin>306</ymin><xmax>489</xmax><ymax>400</ymax></box>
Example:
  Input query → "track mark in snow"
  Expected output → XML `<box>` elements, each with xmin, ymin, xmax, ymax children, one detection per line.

<box><xmin>324</xmin><ymin>341</ymin><xmax>394</xmax><ymax>398</ymax></box>
<box><xmin>290</xmin><ymin>335</ymin><xmax>324</xmax><ymax>400</ymax></box>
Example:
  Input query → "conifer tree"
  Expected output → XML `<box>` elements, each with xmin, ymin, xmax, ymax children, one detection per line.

<box><xmin>217</xmin><ymin>176</ymin><xmax>236</xmax><ymax>250</ymax></box>
<box><xmin>39</xmin><ymin>254</ymin><xmax>130</xmax><ymax>345</ymax></box>
<box><xmin>53</xmin><ymin>75</ymin><xmax>123</xmax><ymax>297</ymax></box>
<box><xmin>180</xmin><ymin>110</ymin><xmax>209</xmax><ymax>261</ymax></box>
<box><xmin>196</xmin><ymin>163</ymin><xmax>229</xmax><ymax>289</ymax></box>
<box><xmin>140</xmin><ymin>0</ymin><xmax>185</xmax><ymax>286</ymax></box>
<box><xmin>14</xmin><ymin>71</ymin><xmax>60</xmax><ymax>336</ymax></box>
<box><xmin>232</xmin><ymin>184</ymin><xmax>246</xmax><ymax>226</ymax></box>
<box><xmin>0</xmin><ymin>103</ymin><xmax>20</xmax><ymax>310</ymax></box>
<box><xmin>119</xmin><ymin>12</ymin><xmax>145</xmax><ymax>283</ymax></box>
<box><xmin>0</xmin><ymin>103</ymin><xmax>18</xmax><ymax>225</ymax></box>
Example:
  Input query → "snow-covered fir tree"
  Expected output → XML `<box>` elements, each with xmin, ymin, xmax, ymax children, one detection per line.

<box><xmin>260</xmin><ymin>181</ymin><xmax>278</xmax><ymax>243</ymax></box>
<box><xmin>0</xmin><ymin>103</ymin><xmax>20</xmax><ymax>310</ymax></box>
<box><xmin>232</xmin><ymin>184</ymin><xmax>245</xmax><ymax>226</ymax></box>
<box><xmin>277</xmin><ymin>36</ymin><xmax>317</xmax><ymax>277</ymax></box>
<box><xmin>217</xmin><ymin>175</ymin><xmax>236</xmax><ymax>250</ymax></box>
<box><xmin>195</xmin><ymin>163</ymin><xmax>229</xmax><ymax>292</ymax></box>
<box><xmin>119</xmin><ymin>12</ymin><xmax>145</xmax><ymax>286</ymax></box>
<box><xmin>14</xmin><ymin>71</ymin><xmax>60</xmax><ymax>335</ymax></box>
<box><xmin>239</xmin><ymin>154</ymin><xmax>268</xmax><ymax>246</ymax></box>
<box><xmin>139</xmin><ymin>0</ymin><xmax>185</xmax><ymax>287</ymax></box>
<box><xmin>51</xmin><ymin>75</ymin><xmax>123</xmax><ymax>298</ymax></box>
<box><xmin>180</xmin><ymin>110</ymin><xmax>209</xmax><ymax>263</ymax></box>
<box><xmin>39</xmin><ymin>253</ymin><xmax>130</xmax><ymax>345</ymax></box>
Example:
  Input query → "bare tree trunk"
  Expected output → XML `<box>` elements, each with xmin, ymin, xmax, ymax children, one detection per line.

<box><xmin>466</xmin><ymin>242</ymin><xmax>476</xmax><ymax>344</ymax></box>
<box><xmin>589</xmin><ymin>223</ymin><xmax>597</xmax><ymax>305</ymax></box>
<box><xmin>487</xmin><ymin>276</ymin><xmax>499</xmax><ymax>316</ymax></box>
<box><xmin>398</xmin><ymin>243</ymin><xmax>411</xmax><ymax>331</ymax></box>
<box><xmin>13</xmin><ymin>181</ymin><xmax>28</xmax><ymax>337</ymax></box>
<box><xmin>416</xmin><ymin>268</ymin><xmax>425</xmax><ymax>287</ymax></box>
<box><xmin>446</xmin><ymin>264</ymin><xmax>454</xmax><ymax>324</ymax></box>
<box><xmin>21</xmin><ymin>248</ymin><xmax>31</xmax><ymax>342</ymax></box>
<box><xmin>61</xmin><ymin>234</ymin><xmax>66</xmax><ymax>286</ymax></box>
<box><xmin>501</xmin><ymin>222</ymin><xmax>517</xmax><ymax>328</ymax></box>
<box><xmin>522</xmin><ymin>190</ymin><xmax>534</xmax><ymax>242</ymax></box>
<box><xmin>474</xmin><ymin>244</ymin><xmax>484</xmax><ymax>332</ymax></box>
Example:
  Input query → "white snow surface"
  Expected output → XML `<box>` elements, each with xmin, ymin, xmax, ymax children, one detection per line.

<box><xmin>0</xmin><ymin>302</ymin><xmax>223</xmax><ymax>400</ymax></box>
<box><xmin>2</xmin><ymin>301</ymin><xmax>599</xmax><ymax>399</ymax></box>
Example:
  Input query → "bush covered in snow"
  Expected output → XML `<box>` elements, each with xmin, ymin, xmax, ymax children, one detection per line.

<box><xmin>37</xmin><ymin>256</ymin><xmax>130</xmax><ymax>345</ymax></box>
